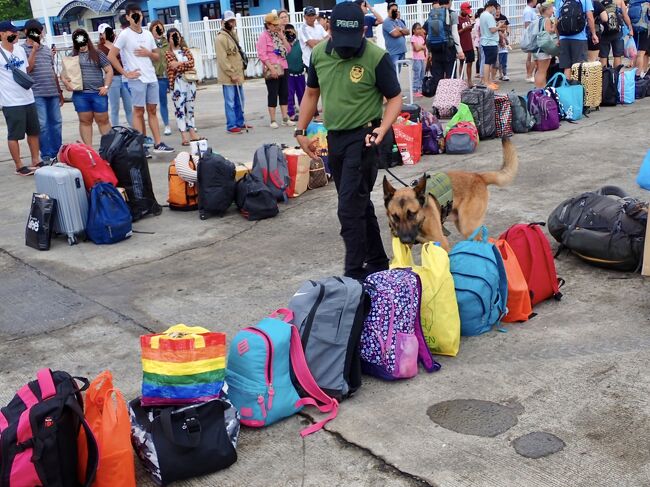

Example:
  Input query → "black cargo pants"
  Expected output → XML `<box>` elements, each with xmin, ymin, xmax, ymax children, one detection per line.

<box><xmin>327</xmin><ymin>123</ymin><xmax>389</xmax><ymax>281</ymax></box>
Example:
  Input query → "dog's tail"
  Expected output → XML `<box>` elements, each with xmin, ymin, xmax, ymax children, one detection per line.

<box><xmin>479</xmin><ymin>138</ymin><xmax>518</xmax><ymax>187</ymax></box>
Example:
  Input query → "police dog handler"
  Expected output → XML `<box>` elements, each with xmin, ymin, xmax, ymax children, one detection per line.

<box><xmin>295</xmin><ymin>1</ymin><xmax>403</xmax><ymax>281</ymax></box>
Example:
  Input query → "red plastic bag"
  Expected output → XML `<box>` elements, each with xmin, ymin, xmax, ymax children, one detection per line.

<box><xmin>392</xmin><ymin>113</ymin><xmax>422</xmax><ymax>164</ymax></box>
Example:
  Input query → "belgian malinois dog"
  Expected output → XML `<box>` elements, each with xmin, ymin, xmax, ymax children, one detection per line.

<box><xmin>383</xmin><ymin>138</ymin><xmax>518</xmax><ymax>251</ymax></box>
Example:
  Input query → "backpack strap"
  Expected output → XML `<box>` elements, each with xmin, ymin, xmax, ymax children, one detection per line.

<box><xmin>598</xmin><ymin>185</ymin><xmax>628</xmax><ymax>198</ymax></box>
<box><xmin>289</xmin><ymin>325</ymin><xmax>339</xmax><ymax>437</ymax></box>
<box><xmin>468</xmin><ymin>225</ymin><xmax>488</xmax><ymax>242</ymax></box>
<box><xmin>269</xmin><ymin>308</ymin><xmax>294</xmax><ymax>323</ymax></box>
<box><xmin>66</xmin><ymin>395</ymin><xmax>100</xmax><ymax>487</ymax></box>
<box><xmin>412</xmin><ymin>270</ymin><xmax>441</xmax><ymax>373</ymax></box>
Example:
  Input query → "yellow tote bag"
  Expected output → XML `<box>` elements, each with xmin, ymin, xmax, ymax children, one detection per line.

<box><xmin>390</xmin><ymin>238</ymin><xmax>461</xmax><ymax>356</ymax></box>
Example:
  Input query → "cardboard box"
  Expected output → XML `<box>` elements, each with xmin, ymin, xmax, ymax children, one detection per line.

<box><xmin>235</xmin><ymin>162</ymin><xmax>253</xmax><ymax>181</ymax></box>
<box><xmin>642</xmin><ymin>218</ymin><xmax>650</xmax><ymax>276</ymax></box>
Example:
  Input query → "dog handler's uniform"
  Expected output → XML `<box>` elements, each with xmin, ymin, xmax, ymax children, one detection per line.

<box><xmin>306</xmin><ymin>37</ymin><xmax>401</xmax><ymax>280</ymax></box>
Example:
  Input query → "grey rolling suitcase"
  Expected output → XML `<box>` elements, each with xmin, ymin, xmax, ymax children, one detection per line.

<box><xmin>34</xmin><ymin>163</ymin><xmax>88</xmax><ymax>245</ymax></box>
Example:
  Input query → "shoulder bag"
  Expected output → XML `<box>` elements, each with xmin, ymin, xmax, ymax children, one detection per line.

<box><xmin>0</xmin><ymin>47</ymin><xmax>34</xmax><ymax>90</ymax></box>
<box><xmin>226</xmin><ymin>30</ymin><xmax>249</xmax><ymax>70</ymax></box>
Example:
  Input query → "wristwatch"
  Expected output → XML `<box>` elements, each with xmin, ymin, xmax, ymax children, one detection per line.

<box><xmin>294</xmin><ymin>128</ymin><xmax>306</xmax><ymax>137</ymax></box>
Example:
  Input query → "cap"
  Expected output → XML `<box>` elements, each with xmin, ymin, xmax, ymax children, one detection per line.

<box><xmin>223</xmin><ymin>10</ymin><xmax>236</xmax><ymax>22</ymax></box>
<box><xmin>97</xmin><ymin>23</ymin><xmax>112</xmax><ymax>34</ymax></box>
<box><xmin>304</xmin><ymin>6</ymin><xmax>317</xmax><ymax>16</ymax></box>
<box><xmin>318</xmin><ymin>10</ymin><xmax>330</xmax><ymax>19</ymax></box>
<box><xmin>460</xmin><ymin>2</ymin><xmax>472</xmax><ymax>11</ymax></box>
<box><xmin>387</xmin><ymin>2</ymin><xmax>398</xmax><ymax>8</ymax></box>
<box><xmin>330</xmin><ymin>1</ymin><xmax>364</xmax><ymax>49</ymax></box>
<box><xmin>24</xmin><ymin>19</ymin><xmax>43</xmax><ymax>32</ymax></box>
<box><xmin>264</xmin><ymin>12</ymin><xmax>280</xmax><ymax>25</ymax></box>
<box><xmin>485</xmin><ymin>0</ymin><xmax>500</xmax><ymax>7</ymax></box>
<box><xmin>0</xmin><ymin>21</ymin><xmax>18</xmax><ymax>33</ymax></box>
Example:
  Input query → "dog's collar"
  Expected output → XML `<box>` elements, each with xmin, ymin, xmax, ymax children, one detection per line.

<box><xmin>425</xmin><ymin>173</ymin><xmax>453</xmax><ymax>222</ymax></box>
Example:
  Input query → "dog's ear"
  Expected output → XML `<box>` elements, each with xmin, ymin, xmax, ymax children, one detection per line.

<box><xmin>414</xmin><ymin>175</ymin><xmax>427</xmax><ymax>207</ymax></box>
<box><xmin>383</xmin><ymin>176</ymin><xmax>396</xmax><ymax>208</ymax></box>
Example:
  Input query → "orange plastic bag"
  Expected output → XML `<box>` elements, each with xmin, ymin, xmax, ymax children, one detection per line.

<box><xmin>79</xmin><ymin>371</ymin><xmax>136</xmax><ymax>487</ymax></box>
<box><xmin>493</xmin><ymin>239</ymin><xmax>533</xmax><ymax>323</ymax></box>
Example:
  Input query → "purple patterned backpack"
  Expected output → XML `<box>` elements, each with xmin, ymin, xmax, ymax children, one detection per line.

<box><xmin>360</xmin><ymin>269</ymin><xmax>441</xmax><ymax>380</ymax></box>
<box><xmin>421</xmin><ymin>111</ymin><xmax>444</xmax><ymax>155</ymax></box>
<box><xmin>527</xmin><ymin>89</ymin><xmax>560</xmax><ymax>131</ymax></box>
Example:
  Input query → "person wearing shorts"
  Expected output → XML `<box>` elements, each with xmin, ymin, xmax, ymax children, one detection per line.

<box><xmin>588</xmin><ymin>0</ymin><xmax>606</xmax><ymax>60</ymax></box>
<box><xmin>480</xmin><ymin>0</ymin><xmax>502</xmax><ymax>89</ymax></box>
<box><xmin>0</xmin><ymin>21</ymin><xmax>41</xmax><ymax>176</ymax></box>
<box><xmin>534</xmin><ymin>2</ymin><xmax>557</xmax><ymax>87</ymax></box>
<box><xmin>599</xmin><ymin>0</ymin><xmax>633</xmax><ymax>67</ymax></box>
<box><xmin>634</xmin><ymin>28</ymin><xmax>649</xmax><ymax>73</ymax></box>
<box><xmin>558</xmin><ymin>0</ymin><xmax>599</xmax><ymax>79</ymax></box>
<box><xmin>108</xmin><ymin>3</ymin><xmax>174</xmax><ymax>153</ymax></box>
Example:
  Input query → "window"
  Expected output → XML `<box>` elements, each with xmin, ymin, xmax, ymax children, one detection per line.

<box><xmin>157</xmin><ymin>7</ymin><xmax>178</xmax><ymax>25</ymax></box>
<box><xmin>200</xmin><ymin>2</ymin><xmax>221</xmax><ymax>19</ymax></box>
<box><xmin>231</xmin><ymin>0</ymin><xmax>250</xmax><ymax>16</ymax></box>
<box><xmin>53</xmin><ymin>22</ymin><xmax>71</xmax><ymax>36</ymax></box>
<box><xmin>92</xmin><ymin>17</ymin><xmax>115</xmax><ymax>32</ymax></box>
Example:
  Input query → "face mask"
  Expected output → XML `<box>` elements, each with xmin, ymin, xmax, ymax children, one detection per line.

<box><xmin>335</xmin><ymin>46</ymin><xmax>358</xmax><ymax>59</ymax></box>
<box><xmin>6</xmin><ymin>34</ymin><xmax>17</xmax><ymax>43</ymax></box>
<box><xmin>172</xmin><ymin>34</ymin><xmax>180</xmax><ymax>45</ymax></box>
<box><xmin>391</xmin><ymin>10</ymin><xmax>398</xmax><ymax>19</ymax></box>
<box><xmin>156</xmin><ymin>26</ymin><xmax>164</xmax><ymax>36</ymax></box>
<box><xmin>286</xmin><ymin>32</ymin><xmax>296</xmax><ymax>42</ymax></box>
<box><xmin>131</xmin><ymin>13</ymin><xmax>141</xmax><ymax>24</ymax></box>
<box><xmin>104</xmin><ymin>27</ymin><xmax>115</xmax><ymax>42</ymax></box>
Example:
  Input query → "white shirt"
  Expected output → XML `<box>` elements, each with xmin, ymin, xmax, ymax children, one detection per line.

<box><xmin>113</xmin><ymin>27</ymin><xmax>157</xmax><ymax>84</ymax></box>
<box><xmin>523</xmin><ymin>5</ymin><xmax>537</xmax><ymax>26</ymax></box>
<box><xmin>298</xmin><ymin>23</ymin><xmax>327</xmax><ymax>67</ymax></box>
<box><xmin>0</xmin><ymin>44</ymin><xmax>34</xmax><ymax>107</ymax></box>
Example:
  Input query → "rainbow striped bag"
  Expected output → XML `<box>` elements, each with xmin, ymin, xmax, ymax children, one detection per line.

<box><xmin>140</xmin><ymin>325</ymin><xmax>227</xmax><ymax>407</ymax></box>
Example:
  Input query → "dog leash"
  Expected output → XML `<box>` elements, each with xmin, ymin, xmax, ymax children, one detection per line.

<box><xmin>384</xmin><ymin>167</ymin><xmax>411</xmax><ymax>188</ymax></box>
<box><xmin>366</xmin><ymin>133</ymin><xmax>411</xmax><ymax>189</ymax></box>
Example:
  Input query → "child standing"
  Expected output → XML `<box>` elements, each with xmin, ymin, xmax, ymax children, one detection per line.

<box><xmin>285</xmin><ymin>23</ymin><xmax>305</xmax><ymax>122</ymax></box>
<box><xmin>411</xmin><ymin>23</ymin><xmax>427</xmax><ymax>97</ymax></box>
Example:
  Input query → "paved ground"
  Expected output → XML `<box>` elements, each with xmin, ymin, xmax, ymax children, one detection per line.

<box><xmin>1</xmin><ymin>51</ymin><xmax>650</xmax><ymax>486</ymax></box>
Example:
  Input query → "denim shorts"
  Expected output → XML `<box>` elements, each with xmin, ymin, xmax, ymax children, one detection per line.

<box><xmin>72</xmin><ymin>92</ymin><xmax>108</xmax><ymax>113</ymax></box>
<box><xmin>128</xmin><ymin>79</ymin><xmax>159</xmax><ymax>107</ymax></box>
<box><xmin>482</xmin><ymin>45</ymin><xmax>498</xmax><ymax>65</ymax></box>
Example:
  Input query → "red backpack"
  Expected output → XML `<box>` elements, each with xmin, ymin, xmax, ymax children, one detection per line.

<box><xmin>59</xmin><ymin>143</ymin><xmax>118</xmax><ymax>191</ymax></box>
<box><xmin>499</xmin><ymin>223</ymin><xmax>564</xmax><ymax>306</ymax></box>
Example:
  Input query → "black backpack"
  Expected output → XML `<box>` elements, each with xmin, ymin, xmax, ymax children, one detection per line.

<box><xmin>602</xmin><ymin>65</ymin><xmax>622</xmax><ymax>106</ymax></box>
<box><xmin>548</xmin><ymin>186</ymin><xmax>648</xmax><ymax>272</ymax></box>
<box><xmin>99</xmin><ymin>126</ymin><xmax>162</xmax><ymax>221</ymax></box>
<box><xmin>235</xmin><ymin>173</ymin><xmax>279</xmax><ymax>221</ymax></box>
<box><xmin>0</xmin><ymin>369</ymin><xmax>99</xmax><ymax>487</ymax></box>
<box><xmin>557</xmin><ymin>0</ymin><xmax>587</xmax><ymax>36</ymax></box>
<box><xmin>197</xmin><ymin>149</ymin><xmax>236</xmax><ymax>220</ymax></box>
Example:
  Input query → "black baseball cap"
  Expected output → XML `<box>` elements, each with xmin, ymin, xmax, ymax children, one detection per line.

<box><xmin>485</xmin><ymin>0</ymin><xmax>500</xmax><ymax>7</ymax></box>
<box><xmin>24</xmin><ymin>19</ymin><xmax>43</xmax><ymax>32</ymax></box>
<box><xmin>330</xmin><ymin>1</ymin><xmax>365</xmax><ymax>49</ymax></box>
<box><xmin>0</xmin><ymin>21</ymin><xmax>17</xmax><ymax>33</ymax></box>
<box><xmin>304</xmin><ymin>6</ymin><xmax>317</xmax><ymax>16</ymax></box>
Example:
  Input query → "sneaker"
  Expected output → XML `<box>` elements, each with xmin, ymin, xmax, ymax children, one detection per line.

<box><xmin>414</xmin><ymin>91</ymin><xmax>423</xmax><ymax>98</ymax></box>
<box><xmin>15</xmin><ymin>166</ymin><xmax>35</xmax><ymax>176</ymax></box>
<box><xmin>525</xmin><ymin>76</ymin><xmax>535</xmax><ymax>83</ymax></box>
<box><xmin>502</xmin><ymin>75</ymin><xmax>510</xmax><ymax>81</ymax></box>
<box><xmin>145</xmin><ymin>148</ymin><xmax>152</xmax><ymax>159</ymax></box>
<box><xmin>291</xmin><ymin>114</ymin><xmax>299</xmax><ymax>122</ymax></box>
<box><xmin>282</xmin><ymin>118</ymin><xmax>296</xmax><ymax>127</ymax></box>
<box><xmin>153</xmin><ymin>142</ymin><xmax>175</xmax><ymax>153</ymax></box>
<box><xmin>164</xmin><ymin>126</ymin><xmax>172</xmax><ymax>136</ymax></box>
<box><xmin>270</xmin><ymin>121</ymin><xmax>279</xmax><ymax>129</ymax></box>
<box><xmin>228</xmin><ymin>127</ymin><xmax>242</xmax><ymax>134</ymax></box>
<box><xmin>143</xmin><ymin>136</ymin><xmax>154</xmax><ymax>147</ymax></box>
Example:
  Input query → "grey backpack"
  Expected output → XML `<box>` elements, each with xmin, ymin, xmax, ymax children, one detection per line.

<box><xmin>288</xmin><ymin>277</ymin><xmax>369</xmax><ymax>400</ymax></box>
<box><xmin>460</xmin><ymin>86</ymin><xmax>496</xmax><ymax>140</ymax></box>
<box><xmin>508</xmin><ymin>91</ymin><xmax>535</xmax><ymax>133</ymax></box>
<box><xmin>252</xmin><ymin>144</ymin><xmax>290</xmax><ymax>202</ymax></box>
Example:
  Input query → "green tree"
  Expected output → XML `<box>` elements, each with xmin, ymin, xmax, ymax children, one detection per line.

<box><xmin>0</xmin><ymin>0</ymin><xmax>33</xmax><ymax>21</ymax></box>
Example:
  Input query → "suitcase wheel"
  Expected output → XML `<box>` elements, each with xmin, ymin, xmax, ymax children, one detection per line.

<box><xmin>67</xmin><ymin>235</ymin><xmax>78</xmax><ymax>246</ymax></box>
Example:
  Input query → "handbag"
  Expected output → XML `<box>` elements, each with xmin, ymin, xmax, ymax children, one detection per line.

<box><xmin>61</xmin><ymin>55</ymin><xmax>83</xmax><ymax>91</ymax></box>
<box><xmin>392</xmin><ymin>113</ymin><xmax>422</xmax><ymax>164</ymax></box>
<box><xmin>0</xmin><ymin>47</ymin><xmax>34</xmax><ymax>90</ymax></box>
<box><xmin>422</xmin><ymin>70</ymin><xmax>436</xmax><ymax>98</ymax></box>
<box><xmin>308</xmin><ymin>157</ymin><xmax>328</xmax><ymax>189</ymax></box>
<box><xmin>494</xmin><ymin>94</ymin><xmax>514</xmax><ymax>138</ymax></box>
<box><xmin>25</xmin><ymin>193</ymin><xmax>56</xmax><ymax>250</ymax></box>
<box><xmin>130</xmin><ymin>398</ymin><xmax>239</xmax><ymax>485</ymax></box>
<box><xmin>140</xmin><ymin>324</ymin><xmax>227</xmax><ymax>406</ymax></box>
<box><xmin>546</xmin><ymin>72</ymin><xmax>584</xmax><ymax>120</ymax></box>
<box><xmin>263</xmin><ymin>63</ymin><xmax>284</xmax><ymax>80</ymax></box>
<box><xmin>536</xmin><ymin>18</ymin><xmax>560</xmax><ymax>56</ymax></box>
<box><xmin>175</xmin><ymin>49</ymin><xmax>199</xmax><ymax>83</ymax></box>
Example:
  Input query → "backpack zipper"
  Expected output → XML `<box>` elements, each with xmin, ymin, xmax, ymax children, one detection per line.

<box><xmin>86</xmin><ymin>149</ymin><xmax>96</xmax><ymax>167</ymax></box>
<box><xmin>244</xmin><ymin>327</ymin><xmax>275</xmax><ymax>412</ymax></box>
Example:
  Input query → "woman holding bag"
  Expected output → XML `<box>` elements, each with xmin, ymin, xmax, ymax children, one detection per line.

<box><xmin>165</xmin><ymin>28</ymin><xmax>200</xmax><ymax>147</ymax></box>
<box><xmin>534</xmin><ymin>3</ymin><xmax>558</xmax><ymax>88</ymax></box>
<box><xmin>256</xmin><ymin>12</ymin><xmax>294</xmax><ymax>129</ymax></box>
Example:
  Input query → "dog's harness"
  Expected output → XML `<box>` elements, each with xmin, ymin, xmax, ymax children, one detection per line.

<box><xmin>426</xmin><ymin>172</ymin><xmax>453</xmax><ymax>222</ymax></box>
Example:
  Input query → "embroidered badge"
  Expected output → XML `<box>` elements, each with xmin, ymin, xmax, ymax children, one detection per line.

<box><xmin>350</xmin><ymin>65</ymin><xmax>364</xmax><ymax>83</ymax></box>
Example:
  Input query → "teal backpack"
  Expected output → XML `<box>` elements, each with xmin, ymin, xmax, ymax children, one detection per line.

<box><xmin>226</xmin><ymin>310</ymin><xmax>338</xmax><ymax>436</ymax></box>
<box><xmin>449</xmin><ymin>226</ymin><xmax>508</xmax><ymax>336</ymax></box>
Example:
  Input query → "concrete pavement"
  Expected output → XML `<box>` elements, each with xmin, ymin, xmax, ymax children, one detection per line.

<box><xmin>1</xmin><ymin>51</ymin><xmax>650</xmax><ymax>486</ymax></box>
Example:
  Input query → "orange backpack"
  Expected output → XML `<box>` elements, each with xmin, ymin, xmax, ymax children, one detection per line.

<box><xmin>493</xmin><ymin>239</ymin><xmax>534</xmax><ymax>323</ymax></box>
<box><xmin>168</xmin><ymin>159</ymin><xmax>199</xmax><ymax>211</ymax></box>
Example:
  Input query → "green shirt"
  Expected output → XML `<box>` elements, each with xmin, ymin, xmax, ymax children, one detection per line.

<box><xmin>307</xmin><ymin>40</ymin><xmax>401</xmax><ymax>131</ymax></box>
<box><xmin>153</xmin><ymin>36</ymin><xmax>169</xmax><ymax>78</ymax></box>
<box><xmin>287</xmin><ymin>41</ymin><xmax>304</xmax><ymax>74</ymax></box>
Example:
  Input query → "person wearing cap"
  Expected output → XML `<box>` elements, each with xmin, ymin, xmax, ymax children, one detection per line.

<box><xmin>299</xmin><ymin>6</ymin><xmax>328</xmax><ymax>69</ymax></box>
<box><xmin>98</xmin><ymin>23</ymin><xmax>133</xmax><ymax>128</ymax></box>
<box><xmin>216</xmin><ymin>10</ymin><xmax>248</xmax><ymax>134</ymax></box>
<box><xmin>382</xmin><ymin>2</ymin><xmax>409</xmax><ymax>71</ymax></box>
<box><xmin>479</xmin><ymin>0</ymin><xmax>506</xmax><ymax>89</ymax></box>
<box><xmin>23</xmin><ymin>19</ymin><xmax>63</xmax><ymax>164</ymax></box>
<box><xmin>257</xmin><ymin>12</ymin><xmax>294</xmax><ymax>129</ymax></box>
<box><xmin>295</xmin><ymin>1</ymin><xmax>403</xmax><ymax>281</ymax></box>
<box><xmin>0</xmin><ymin>21</ymin><xmax>42</xmax><ymax>175</ymax></box>
<box><xmin>356</xmin><ymin>0</ymin><xmax>384</xmax><ymax>42</ymax></box>
<box><xmin>150</xmin><ymin>20</ymin><xmax>172</xmax><ymax>137</ymax></box>
<box><xmin>319</xmin><ymin>11</ymin><xmax>331</xmax><ymax>33</ymax></box>
<box><xmin>423</xmin><ymin>0</ymin><xmax>464</xmax><ymax>91</ymax></box>
<box><xmin>458</xmin><ymin>3</ymin><xmax>476</xmax><ymax>85</ymax></box>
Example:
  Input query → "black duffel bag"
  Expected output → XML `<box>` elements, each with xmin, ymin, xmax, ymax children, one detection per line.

<box><xmin>548</xmin><ymin>186</ymin><xmax>648</xmax><ymax>271</ymax></box>
<box><xmin>130</xmin><ymin>398</ymin><xmax>239</xmax><ymax>486</ymax></box>
<box><xmin>235</xmin><ymin>173</ymin><xmax>279</xmax><ymax>221</ymax></box>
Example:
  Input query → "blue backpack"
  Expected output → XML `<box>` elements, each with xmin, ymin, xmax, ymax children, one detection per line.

<box><xmin>86</xmin><ymin>182</ymin><xmax>132</xmax><ymax>244</ymax></box>
<box><xmin>449</xmin><ymin>226</ymin><xmax>508</xmax><ymax>336</ymax></box>
<box><xmin>636</xmin><ymin>150</ymin><xmax>650</xmax><ymax>190</ymax></box>
<box><xmin>628</xmin><ymin>0</ymin><xmax>649</xmax><ymax>31</ymax></box>
<box><xmin>226</xmin><ymin>310</ymin><xmax>338</xmax><ymax>436</ymax></box>
<box><xmin>427</xmin><ymin>8</ymin><xmax>451</xmax><ymax>47</ymax></box>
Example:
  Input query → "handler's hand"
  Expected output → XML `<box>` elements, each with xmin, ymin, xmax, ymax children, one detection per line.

<box><xmin>296</xmin><ymin>134</ymin><xmax>318</xmax><ymax>160</ymax></box>
<box><xmin>365</xmin><ymin>128</ymin><xmax>386</xmax><ymax>147</ymax></box>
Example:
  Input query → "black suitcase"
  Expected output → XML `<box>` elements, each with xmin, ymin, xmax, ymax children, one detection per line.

<box><xmin>197</xmin><ymin>149</ymin><xmax>236</xmax><ymax>220</ymax></box>
<box><xmin>235</xmin><ymin>173</ymin><xmax>278</xmax><ymax>221</ymax></box>
<box><xmin>401</xmin><ymin>103</ymin><xmax>422</xmax><ymax>122</ymax></box>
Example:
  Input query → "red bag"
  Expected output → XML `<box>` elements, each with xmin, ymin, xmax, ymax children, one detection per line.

<box><xmin>392</xmin><ymin>113</ymin><xmax>422</xmax><ymax>164</ymax></box>
<box><xmin>492</xmin><ymin>239</ymin><xmax>533</xmax><ymax>322</ymax></box>
<box><xmin>494</xmin><ymin>94</ymin><xmax>513</xmax><ymax>138</ymax></box>
<box><xmin>59</xmin><ymin>143</ymin><xmax>118</xmax><ymax>191</ymax></box>
<box><xmin>499</xmin><ymin>223</ymin><xmax>563</xmax><ymax>306</ymax></box>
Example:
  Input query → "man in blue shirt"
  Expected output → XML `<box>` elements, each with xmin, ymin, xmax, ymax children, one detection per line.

<box><xmin>356</xmin><ymin>0</ymin><xmax>384</xmax><ymax>42</ymax></box>
<box><xmin>558</xmin><ymin>0</ymin><xmax>599</xmax><ymax>77</ymax></box>
<box><xmin>382</xmin><ymin>2</ymin><xmax>409</xmax><ymax>71</ymax></box>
